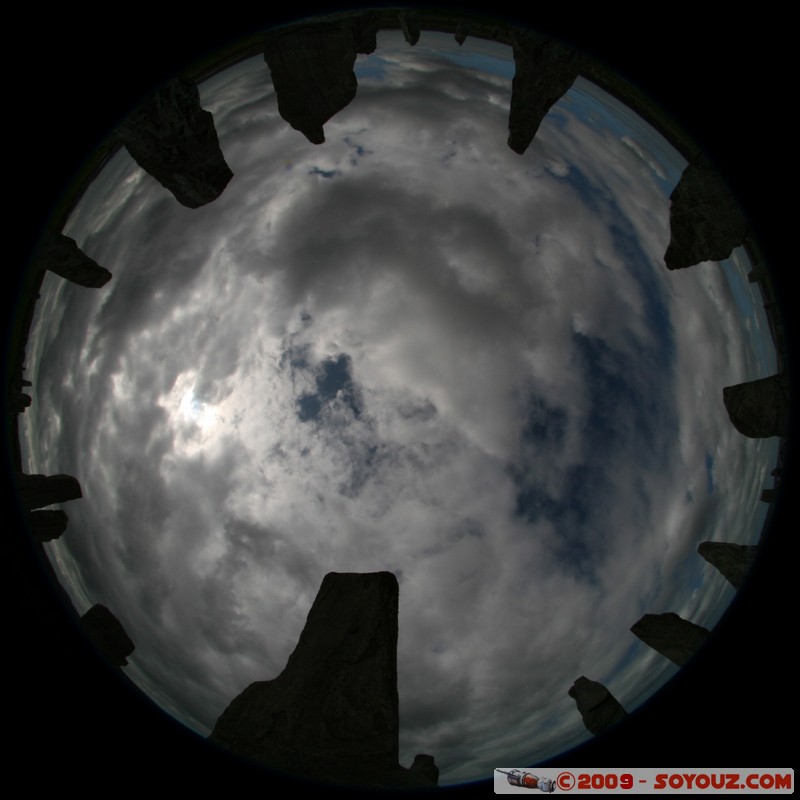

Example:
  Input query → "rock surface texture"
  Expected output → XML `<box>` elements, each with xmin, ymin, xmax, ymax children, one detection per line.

<box><xmin>79</xmin><ymin>604</ymin><xmax>135</xmax><ymax>667</ymax></box>
<box><xmin>33</xmin><ymin>231</ymin><xmax>112</xmax><ymax>288</ymax></box>
<box><xmin>664</xmin><ymin>157</ymin><xmax>749</xmax><ymax>269</ymax></box>
<box><xmin>630</xmin><ymin>613</ymin><xmax>709</xmax><ymax>667</ymax></box>
<box><xmin>210</xmin><ymin>571</ymin><xmax>437</xmax><ymax>788</ymax></box>
<box><xmin>264</xmin><ymin>13</ymin><xmax>380</xmax><ymax>145</ymax></box>
<box><xmin>698</xmin><ymin>542</ymin><xmax>759</xmax><ymax>590</ymax></box>
<box><xmin>117</xmin><ymin>78</ymin><xmax>233</xmax><ymax>208</ymax></box>
<box><xmin>568</xmin><ymin>676</ymin><xmax>628</xmax><ymax>735</ymax></box>
<box><xmin>722</xmin><ymin>373</ymin><xmax>790</xmax><ymax>438</ymax></box>
<box><xmin>507</xmin><ymin>31</ymin><xmax>584</xmax><ymax>155</ymax></box>
<box><xmin>17</xmin><ymin>472</ymin><xmax>82</xmax><ymax>510</ymax></box>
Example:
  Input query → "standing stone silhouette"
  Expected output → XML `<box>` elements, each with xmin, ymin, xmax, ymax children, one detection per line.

<box><xmin>210</xmin><ymin>571</ymin><xmax>437</xmax><ymax>788</ymax></box>
<box><xmin>664</xmin><ymin>156</ymin><xmax>749</xmax><ymax>269</ymax></box>
<box><xmin>568</xmin><ymin>676</ymin><xmax>628</xmax><ymax>735</ymax></box>
<box><xmin>630</xmin><ymin>612</ymin><xmax>709</xmax><ymax>667</ymax></box>
<box><xmin>28</xmin><ymin>509</ymin><xmax>69</xmax><ymax>542</ymax></box>
<box><xmin>697</xmin><ymin>542</ymin><xmax>758</xmax><ymax>590</ymax></box>
<box><xmin>507</xmin><ymin>30</ymin><xmax>584</xmax><ymax>155</ymax></box>
<box><xmin>722</xmin><ymin>373</ymin><xmax>789</xmax><ymax>438</ymax></box>
<box><xmin>117</xmin><ymin>77</ymin><xmax>233</xmax><ymax>208</ymax></box>
<box><xmin>264</xmin><ymin>13</ymin><xmax>380</xmax><ymax>145</ymax></box>
<box><xmin>79</xmin><ymin>604</ymin><xmax>135</xmax><ymax>667</ymax></box>
<box><xmin>32</xmin><ymin>231</ymin><xmax>112</xmax><ymax>288</ymax></box>
<box><xmin>16</xmin><ymin>472</ymin><xmax>82</xmax><ymax>510</ymax></box>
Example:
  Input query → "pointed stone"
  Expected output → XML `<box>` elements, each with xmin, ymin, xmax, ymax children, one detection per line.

<box><xmin>33</xmin><ymin>231</ymin><xmax>112</xmax><ymax>288</ymax></box>
<box><xmin>664</xmin><ymin>157</ymin><xmax>749</xmax><ymax>269</ymax></box>
<box><xmin>698</xmin><ymin>542</ymin><xmax>759</xmax><ymax>590</ymax></box>
<box><xmin>568</xmin><ymin>676</ymin><xmax>628</xmax><ymax>735</ymax></box>
<box><xmin>80</xmin><ymin>604</ymin><xmax>135</xmax><ymax>667</ymax></box>
<box><xmin>28</xmin><ymin>509</ymin><xmax>69</xmax><ymax>542</ymax></box>
<box><xmin>17</xmin><ymin>472</ymin><xmax>82</xmax><ymax>510</ymax></box>
<box><xmin>264</xmin><ymin>14</ymin><xmax>379</xmax><ymax>145</ymax></box>
<box><xmin>117</xmin><ymin>77</ymin><xmax>233</xmax><ymax>208</ymax></box>
<box><xmin>399</xmin><ymin>9</ymin><xmax>421</xmax><ymax>45</ymax></box>
<box><xmin>455</xmin><ymin>18</ymin><xmax>468</xmax><ymax>46</ymax></box>
<box><xmin>210</xmin><ymin>572</ymin><xmax>436</xmax><ymax>788</ymax></box>
<box><xmin>507</xmin><ymin>31</ymin><xmax>584</xmax><ymax>155</ymax></box>
<box><xmin>722</xmin><ymin>373</ymin><xmax>789</xmax><ymax>438</ymax></box>
<box><xmin>630</xmin><ymin>612</ymin><xmax>709</xmax><ymax>667</ymax></box>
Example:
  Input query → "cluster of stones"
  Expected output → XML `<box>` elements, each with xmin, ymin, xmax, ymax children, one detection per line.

<box><xmin>568</xmin><ymin>82</ymin><xmax>788</xmax><ymax>738</ymax></box>
<box><xmin>12</xmin><ymin>5</ymin><xmax>790</xmax><ymax>785</ymax></box>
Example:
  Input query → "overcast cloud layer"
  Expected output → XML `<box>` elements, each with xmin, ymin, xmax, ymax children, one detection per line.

<box><xmin>21</xmin><ymin>32</ymin><xmax>778</xmax><ymax>784</ymax></box>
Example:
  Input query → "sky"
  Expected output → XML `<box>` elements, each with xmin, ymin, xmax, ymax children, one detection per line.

<box><xmin>20</xmin><ymin>30</ymin><xmax>778</xmax><ymax>785</ymax></box>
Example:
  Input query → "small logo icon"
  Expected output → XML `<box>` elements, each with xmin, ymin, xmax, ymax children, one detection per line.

<box><xmin>556</xmin><ymin>772</ymin><xmax>576</xmax><ymax>791</ymax></box>
<box><xmin>496</xmin><ymin>769</ymin><xmax>557</xmax><ymax>792</ymax></box>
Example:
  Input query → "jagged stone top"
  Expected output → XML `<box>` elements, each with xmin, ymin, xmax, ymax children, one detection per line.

<box><xmin>210</xmin><ymin>571</ymin><xmax>440</xmax><ymax>787</ymax></box>
<box><xmin>664</xmin><ymin>156</ymin><xmax>749</xmax><ymax>269</ymax></box>
<box><xmin>117</xmin><ymin>77</ymin><xmax>233</xmax><ymax>208</ymax></box>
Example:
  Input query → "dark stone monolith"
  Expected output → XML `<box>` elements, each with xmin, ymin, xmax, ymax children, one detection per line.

<box><xmin>698</xmin><ymin>542</ymin><xmax>758</xmax><ymax>590</ymax></box>
<box><xmin>80</xmin><ymin>604</ymin><xmax>135</xmax><ymax>667</ymax></box>
<box><xmin>17</xmin><ymin>472</ymin><xmax>82</xmax><ymax>510</ymax></box>
<box><xmin>410</xmin><ymin>754</ymin><xmax>439</xmax><ymax>785</ymax></box>
<box><xmin>507</xmin><ymin>31</ymin><xmax>584</xmax><ymax>155</ymax></box>
<box><xmin>210</xmin><ymin>571</ymin><xmax>437</xmax><ymax>788</ymax></box>
<box><xmin>454</xmin><ymin>18</ymin><xmax>468</xmax><ymax>45</ymax></box>
<box><xmin>568</xmin><ymin>676</ymin><xmax>628</xmax><ymax>735</ymax></box>
<box><xmin>399</xmin><ymin>9</ymin><xmax>421</xmax><ymax>45</ymax></box>
<box><xmin>117</xmin><ymin>77</ymin><xmax>233</xmax><ymax>208</ymax></box>
<box><xmin>32</xmin><ymin>231</ymin><xmax>112</xmax><ymax>288</ymax></box>
<box><xmin>664</xmin><ymin>157</ymin><xmax>749</xmax><ymax>269</ymax></box>
<box><xmin>10</xmin><ymin>391</ymin><xmax>32</xmax><ymax>413</ymax></box>
<box><xmin>28</xmin><ymin>509</ymin><xmax>69</xmax><ymax>542</ymax></box>
<box><xmin>722</xmin><ymin>373</ymin><xmax>790</xmax><ymax>438</ymax></box>
<box><xmin>264</xmin><ymin>14</ymin><xmax>380</xmax><ymax>145</ymax></box>
<box><xmin>630</xmin><ymin>612</ymin><xmax>709</xmax><ymax>667</ymax></box>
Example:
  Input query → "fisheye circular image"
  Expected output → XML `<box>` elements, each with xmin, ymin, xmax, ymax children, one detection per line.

<box><xmin>7</xmin><ymin>5</ymin><xmax>793</xmax><ymax>794</ymax></box>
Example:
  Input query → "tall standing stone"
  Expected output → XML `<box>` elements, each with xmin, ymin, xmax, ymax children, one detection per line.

<box><xmin>28</xmin><ymin>509</ymin><xmax>69</xmax><ymax>542</ymax></box>
<box><xmin>398</xmin><ymin>9</ymin><xmax>421</xmax><ymax>45</ymax></box>
<box><xmin>698</xmin><ymin>542</ymin><xmax>759</xmax><ymax>590</ymax></box>
<box><xmin>210</xmin><ymin>571</ymin><xmax>437</xmax><ymax>788</ymax></box>
<box><xmin>568</xmin><ymin>676</ymin><xmax>628</xmax><ymax>735</ymax></box>
<box><xmin>79</xmin><ymin>604</ymin><xmax>135</xmax><ymax>667</ymax></box>
<box><xmin>630</xmin><ymin>612</ymin><xmax>709</xmax><ymax>667</ymax></box>
<box><xmin>264</xmin><ymin>14</ymin><xmax>380</xmax><ymax>145</ymax></box>
<box><xmin>16</xmin><ymin>472</ymin><xmax>82</xmax><ymax>510</ymax></box>
<box><xmin>664</xmin><ymin>157</ymin><xmax>749</xmax><ymax>269</ymax></box>
<box><xmin>117</xmin><ymin>77</ymin><xmax>233</xmax><ymax>208</ymax></box>
<box><xmin>32</xmin><ymin>231</ymin><xmax>112</xmax><ymax>288</ymax></box>
<box><xmin>722</xmin><ymin>373</ymin><xmax>790</xmax><ymax>438</ymax></box>
<box><xmin>507</xmin><ymin>31</ymin><xmax>584</xmax><ymax>155</ymax></box>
